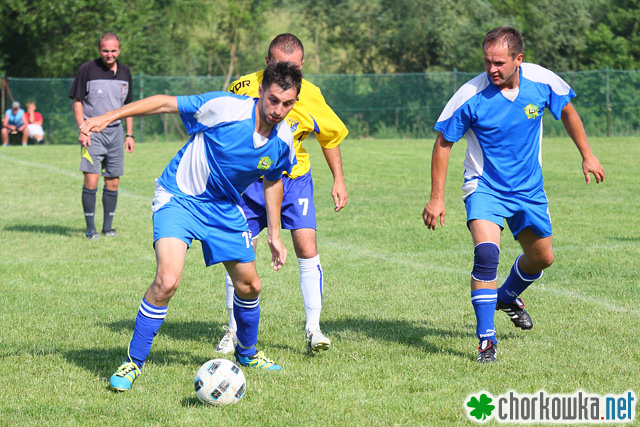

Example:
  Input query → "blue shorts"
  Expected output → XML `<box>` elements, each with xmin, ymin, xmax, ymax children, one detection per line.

<box><xmin>152</xmin><ymin>189</ymin><xmax>255</xmax><ymax>266</ymax></box>
<box><xmin>240</xmin><ymin>172</ymin><xmax>316</xmax><ymax>237</ymax></box>
<box><xmin>465</xmin><ymin>190</ymin><xmax>552</xmax><ymax>240</ymax></box>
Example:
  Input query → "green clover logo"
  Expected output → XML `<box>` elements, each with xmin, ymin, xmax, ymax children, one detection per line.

<box><xmin>466</xmin><ymin>393</ymin><xmax>495</xmax><ymax>421</ymax></box>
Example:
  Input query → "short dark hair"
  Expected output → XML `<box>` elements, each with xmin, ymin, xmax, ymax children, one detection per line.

<box><xmin>482</xmin><ymin>26</ymin><xmax>524</xmax><ymax>58</ymax></box>
<box><xmin>98</xmin><ymin>32</ymin><xmax>120</xmax><ymax>49</ymax></box>
<box><xmin>267</xmin><ymin>33</ymin><xmax>304</xmax><ymax>61</ymax></box>
<box><xmin>262</xmin><ymin>62</ymin><xmax>302</xmax><ymax>96</ymax></box>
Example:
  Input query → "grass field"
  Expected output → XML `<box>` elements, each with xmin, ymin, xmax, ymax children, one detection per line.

<box><xmin>0</xmin><ymin>136</ymin><xmax>638</xmax><ymax>425</ymax></box>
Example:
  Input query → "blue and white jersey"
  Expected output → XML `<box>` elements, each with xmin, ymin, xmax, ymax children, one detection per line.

<box><xmin>435</xmin><ymin>63</ymin><xmax>575</xmax><ymax>200</ymax></box>
<box><xmin>156</xmin><ymin>91</ymin><xmax>296</xmax><ymax>205</ymax></box>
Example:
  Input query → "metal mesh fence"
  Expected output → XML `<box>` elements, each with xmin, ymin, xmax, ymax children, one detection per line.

<box><xmin>3</xmin><ymin>69</ymin><xmax>639</xmax><ymax>144</ymax></box>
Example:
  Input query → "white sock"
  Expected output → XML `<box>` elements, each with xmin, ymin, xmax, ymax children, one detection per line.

<box><xmin>224</xmin><ymin>272</ymin><xmax>237</xmax><ymax>331</ymax></box>
<box><xmin>298</xmin><ymin>255</ymin><xmax>323</xmax><ymax>333</ymax></box>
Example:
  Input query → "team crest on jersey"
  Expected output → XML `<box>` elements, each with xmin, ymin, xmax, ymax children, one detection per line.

<box><xmin>257</xmin><ymin>156</ymin><xmax>273</xmax><ymax>170</ymax></box>
<box><xmin>122</xmin><ymin>84</ymin><xmax>127</xmax><ymax>95</ymax></box>
<box><xmin>287</xmin><ymin>118</ymin><xmax>299</xmax><ymax>133</ymax></box>
<box><xmin>524</xmin><ymin>103</ymin><xmax>540</xmax><ymax>119</ymax></box>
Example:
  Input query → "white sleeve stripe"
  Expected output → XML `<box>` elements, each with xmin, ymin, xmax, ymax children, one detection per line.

<box><xmin>194</xmin><ymin>96</ymin><xmax>254</xmax><ymax>128</ymax></box>
<box><xmin>521</xmin><ymin>63</ymin><xmax>572</xmax><ymax>96</ymax></box>
<box><xmin>437</xmin><ymin>72</ymin><xmax>489</xmax><ymax>122</ymax></box>
<box><xmin>276</xmin><ymin>121</ymin><xmax>296</xmax><ymax>164</ymax></box>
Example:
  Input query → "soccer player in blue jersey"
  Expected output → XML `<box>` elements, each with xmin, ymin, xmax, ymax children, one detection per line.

<box><xmin>422</xmin><ymin>26</ymin><xmax>605</xmax><ymax>363</ymax></box>
<box><xmin>217</xmin><ymin>34</ymin><xmax>349</xmax><ymax>354</ymax></box>
<box><xmin>80</xmin><ymin>62</ymin><xmax>302</xmax><ymax>390</ymax></box>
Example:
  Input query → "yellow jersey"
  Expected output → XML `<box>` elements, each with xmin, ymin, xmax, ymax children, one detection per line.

<box><xmin>228</xmin><ymin>71</ymin><xmax>348</xmax><ymax>179</ymax></box>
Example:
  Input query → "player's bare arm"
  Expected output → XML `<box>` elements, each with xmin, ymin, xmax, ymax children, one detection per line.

<box><xmin>80</xmin><ymin>95</ymin><xmax>178</xmax><ymax>136</ymax></box>
<box><xmin>125</xmin><ymin>116</ymin><xmax>135</xmax><ymax>153</ymax></box>
<box><xmin>263</xmin><ymin>177</ymin><xmax>287</xmax><ymax>271</ymax></box>
<box><xmin>72</xmin><ymin>99</ymin><xmax>91</xmax><ymax>147</ymax></box>
<box><xmin>560</xmin><ymin>102</ymin><xmax>605</xmax><ymax>184</ymax></box>
<box><xmin>321</xmin><ymin>145</ymin><xmax>348</xmax><ymax>212</ymax></box>
<box><xmin>423</xmin><ymin>132</ymin><xmax>453</xmax><ymax>230</ymax></box>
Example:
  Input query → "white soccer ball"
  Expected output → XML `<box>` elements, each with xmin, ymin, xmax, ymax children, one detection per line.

<box><xmin>194</xmin><ymin>358</ymin><xmax>246</xmax><ymax>406</ymax></box>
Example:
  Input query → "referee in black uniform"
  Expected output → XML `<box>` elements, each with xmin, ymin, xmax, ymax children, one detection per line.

<box><xmin>70</xmin><ymin>32</ymin><xmax>134</xmax><ymax>239</ymax></box>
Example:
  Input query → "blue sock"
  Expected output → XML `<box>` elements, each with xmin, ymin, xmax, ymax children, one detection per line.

<box><xmin>233</xmin><ymin>293</ymin><xmax>260</xmax><ymax>358</ymax></box>
<box><xmin>498</xmin><ymin>255</ymin><xmax>543</xmax><ymax>303</ymax></box>
<box><xmin>128</xmin><ymin>298</ymin><xmax>168</xmax><ymax>368</ymax></box>
<box><xmin>471</xmin><ymin>289</ymin><xmax>497</xmax><ymax>344</ymax></box>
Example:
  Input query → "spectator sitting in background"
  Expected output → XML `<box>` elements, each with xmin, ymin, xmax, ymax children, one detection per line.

<box><xmin>2</xmin><ymin>101</ymin><xmax>28</xmax><ymax>146</ymax></box>
<box><xmin>24</xmin><ymin>101</ymin><xmax>45</xmax><ymax>144</ymax></box>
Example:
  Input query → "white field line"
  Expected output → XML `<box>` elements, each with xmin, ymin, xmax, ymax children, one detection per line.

<box><xmin>5</xmin><ymin>153</ymin><xmax>636</xmax><ymax>316</ymax></box>
<box><xmin>536</xmin><ymin>284</ymin><xmax>640</xmax><ymax>316</ymax></box>
<box><xmin>0</xmin><ymin>153</ymin><xmax>150</xmax><ymax>203</ymax></box>
<box><xmin>319</xmin><ymin>239</ymin><xmax>639</xmax><ymax>316</ymax></box>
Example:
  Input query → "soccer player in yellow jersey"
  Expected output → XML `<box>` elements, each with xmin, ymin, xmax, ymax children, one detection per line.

<box><xmin>216</xmin><ymin>33</ymin><xmax>349</xmax><ymax>354</ymax></box>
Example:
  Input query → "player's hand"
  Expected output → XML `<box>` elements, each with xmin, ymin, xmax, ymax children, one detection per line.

<box><xmin>422</xmin><ymin>198</ymin><xmax>446</xmax><ymax>230</ymax></box>
<box><xmin>268</xmin><ymin>237</ymin><xmax>287</xmax><ymax>271</ymax></box>
<box><xmin>78</xmin><ymin>132</ymin><xmax>91</xmax><ymax>148</ymax></box>
<box><xmin>582</xmin><ymin>154</ymin><xmax>605</xmax><ymax>184</ymax></box>
<box><xmin>79</xmin><ymin>115</ymin><xmax>111</xmax><ymax>137</ymax></box>
<box><xmin>126</xmin><ymin>139</ymin><xmax>135</xmax><ymax>153</ymax></box>
<box><xmin>331</xmin><ymin>180</ymin><xmax>348</xmax><ymax>212</ymax></box>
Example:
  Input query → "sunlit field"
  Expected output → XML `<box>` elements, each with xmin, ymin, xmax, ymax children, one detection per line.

<box><xmin>0</xmin><ymin>136</ymin><xmax>637</xmax><ymax>425</ymax></box>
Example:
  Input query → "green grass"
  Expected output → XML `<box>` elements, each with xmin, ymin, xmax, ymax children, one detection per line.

<box><xmin>0</xmin><ymin>136</ymin><xmax>638</xmax><ymax>425</ymax></box>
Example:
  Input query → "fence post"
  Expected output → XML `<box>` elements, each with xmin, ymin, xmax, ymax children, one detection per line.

<box><xmin>164</xmin><ymin>89</ymin><xmax>169</xmax><ymax>141</ymax></box>
<box><xmin>138</xmin><ymin>73</ymin><xmax>144</xmax><ymax>142</ymax></box>
<box><xmin>1</xmin><ymin>76</ymin><xmax>5</xmax><ymax>121</ymax></box>
<box><xmin>453</xmin><ymin>68</ymin><xmax>458</xmax><ymax>93</ymax></box>
<box><xmin>605</xmin><ymin>67</ymin><xmax>611</xmax><ymax>138</ymax></box>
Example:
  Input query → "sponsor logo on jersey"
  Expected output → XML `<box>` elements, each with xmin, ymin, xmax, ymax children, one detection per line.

<box><xmin>524</xmin><ymin>103</ymin><xmax>540</xmax><ymax>119</ymax></box>
<box><xmin>230</xmin><ymin>80</ymin><xmax>252</xmax><ymax>94</ymax></box>
<box><xmin>122</xmin><ymin>84</ymin><xmax>127</xmax><ymax>95</ymax></box>
<box><xmin>257</xmin><ymin>156</ymin><xmax>273</xmax><ymax>170</ymax></box>
<box><xmin>287</xmin><ymin>118</ymin><xmax>299</xmax><ymax>133</ymax></box>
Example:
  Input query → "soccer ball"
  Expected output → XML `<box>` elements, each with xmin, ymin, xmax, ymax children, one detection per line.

<box><xmin>194</xmin><ymin>359</ymin><xmax>246</xmax><ymax>406</ymax></box>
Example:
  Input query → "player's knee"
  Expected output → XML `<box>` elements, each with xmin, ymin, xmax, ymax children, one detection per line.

<box><xmin>292</xmin><ymin>230</ymin><xmax>318</xmax><ymax>258</ymax></box>
<box><xmin>294</xmin><ymin>246</ymin><xmax>318</xmax><ymax>259</ymax></box>
<box><xmin>534</xmin><ymin>250</ymin><xmax>554</xmax><ymax>270</ymax></box>
<box><xmin>234</xmin><ymin>277</ymin><xmax>261</xmax><ymax>299</ymax></box>
<box><xmin>153</xmin><ymin>271</ymin><xmax>181</xmax><ymax>297</ymax></box>
<box><xmin>544</xmin><ymin>251</ymin><xmax>554</xmax><ymax>269</ymax></box>
<box><xmin>471</xmin><ymin>242</ymin><xmax>500</xmax><ymax>282</ymax></box>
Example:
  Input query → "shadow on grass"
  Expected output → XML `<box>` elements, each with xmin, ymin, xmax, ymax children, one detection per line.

<box><xmin>611</xmin><ymin>235</ymin><xmax>640</xmax><ymax>242</ymax></box>
<box><xmin>321</xmin><ymin>316</ymin><xmax>523</xmax><ymax>359</ymax></box>
<box><xmin>62</xmin><ymin>346</ymin><xmax>214</xmax><ymax>380</ymax></box>
<box><xmin>322</xmin><ymin>317</ymin><xmax>472</xmax><ymax>359</ymax></box>
<box><xmin>59</xmin><ymin>316</ymin><xmax>523</xmax><ymax>376</ymax></box>
<box><xmin>4</xmin><ymin>223</ymin><xmax>83</xmax><ymax>236</ymax></box>
<box><xmin>57</xmin><ymin>320</ymin><xmax>229</xmax><ymax>378</ymax></box>
<box><xmin>180</xmin><ymin>396</ymin><xmax>202</xmax><ymax>407</ymax></box>
<box><xmin>105</xmin><ymin>319</ymin><xmax>226</xmax><ymax>343</ymax></box>
<box><xmin>103</xmin><ymin>317</ymin><xmax>522</xmax><ymax>361</ymax></box>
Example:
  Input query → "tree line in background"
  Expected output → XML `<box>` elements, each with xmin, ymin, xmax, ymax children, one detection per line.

<box><xmin>1</xmin><ymin>0</ymin><xmax>639</xmax><ymax>80</ymax></box>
